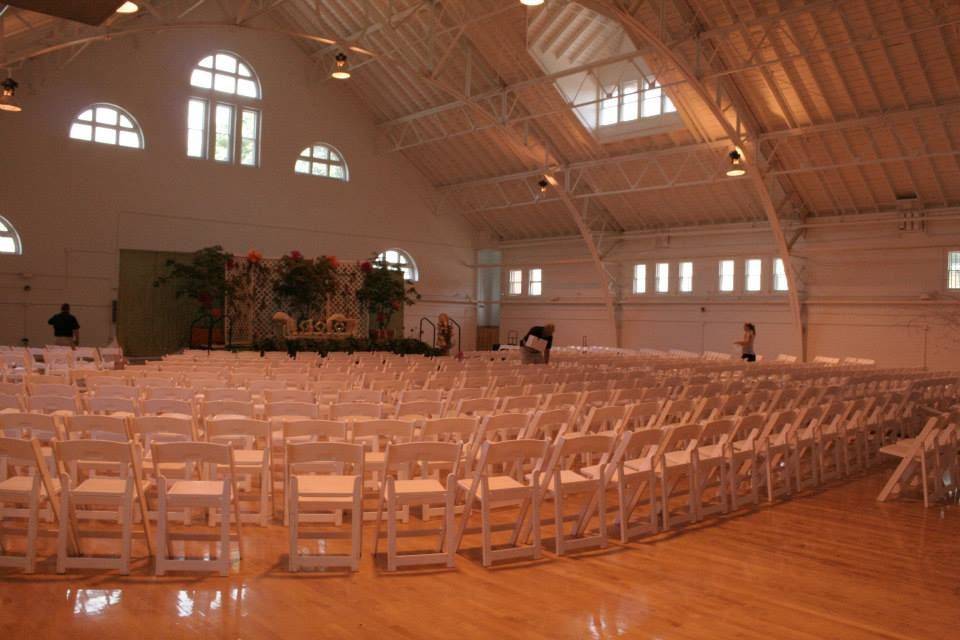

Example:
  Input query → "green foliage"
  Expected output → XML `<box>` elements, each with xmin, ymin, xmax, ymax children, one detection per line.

<box><xmin>153</xmin><ymin>245</ymin><xmax>233</xmax><ymax>320</ymax></box>
<box><xmin>357</xmin><ymin>257</ymin><xmax>421</xmax><ymax>330</ymax></box>
<box><xmin>251</xmin><ymin>336</ymin><xmax>441</xmax><ymax>357</ymax></box>
<box><xmin>273</xmin><ymin>252</ymin><xmax>338</xmax><ymax>321</ymax></box>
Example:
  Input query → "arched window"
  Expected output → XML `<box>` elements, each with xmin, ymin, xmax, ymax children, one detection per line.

<box><xmin>68</xmin><ymin>104</ymin><xmax>144</xmax><ymax>149</ymax></box>
<box><xmin>187</xmin><ymin>51</ymin><xmax>261</xmax><ymax>166</ymax></box>
<box><xmin>0</xmin><ymin>215</ymin><xmax>23</xmax><ymax>255</ymax></box>
<box><xmin>294</xmin><ymin>143</ymin><xmax>348</xmax><ymax>181</ymax></box>
<box><xmin>376</xmin><ymin>248</ymin><xmax>418</xmax><ymax>282</ymax></box>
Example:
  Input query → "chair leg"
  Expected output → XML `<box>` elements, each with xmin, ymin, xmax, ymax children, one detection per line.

<box><xmin>596</xmin><ymin>483</ymin><xmax>607</xmax><ymax>548</ymax></box>
<box><xmin>56</xmin><ymin>491</ymin><xmax>69</xmax><ymax>574</ymax></box>
<box><xmin>156</xmin><ymin>483</ymin><xmax>167</xmax><ymax>576</ymax></box>
<box><xmin>26</xmin><ymin>495</ymin><xmax>39</xmax><ymax>575</ymax></box>
<box><xmin>554</xmin><ymin>489</ymin><xmax>564</xmax><ymax>555</ymax></box>
<box><xmin>481</xmin><ymin>498</ymin><xmax>492</xmax><ymax>567</ymax></box>
<box><xmin>660</xmin><ymin>471</ymin><xmax>670</xmax><ymax>530</ymax></box>
<box><xmin>445</xmin><ymin>486</ymin><xmax>456</xmax><ymax>567</ymax></box>
<box><xmin>351</xmin><ymin>488</ymin><xmax>362</xmax><ymax>572</ymax></box>
<box><xmin>288</xmin><ymin>482</ymin><xmax>298</xmax><ymax>572</ymax></box>
<box><xmin>120</xmin><ymin>496</ymin><xmax>132</xmax><ymax>576</ymax></box>
<box><xmin>219</xmin><ymin>494</ymin><xmax>231</xmax><ymax>576</ymax></box>
<box><xmin>386</xmin><ymin>486</ymin><xmax>397</xmax><ymax>571</ymax></box>
<box><xmin>531</xmin><ymin>488</ymin><xmax>542</xmax><ymax>560</ymax></box>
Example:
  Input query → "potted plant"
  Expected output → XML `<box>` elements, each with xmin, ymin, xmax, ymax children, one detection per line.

<box><xmin>357</xmin><ymin>257</ymin><xmax>421</xmax><ymax>341</ymax></box>
<box><xmin>153</xmin><ymin>245</ymin><xmax>237</xmax><ymax>348</ymax></box>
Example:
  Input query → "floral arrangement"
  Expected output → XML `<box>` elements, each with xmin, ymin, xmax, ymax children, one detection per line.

<box><xmin>357</xmin><ymin>256</ymin><xmax>421</xmax><ymax>339</ymax></box>
<box><xmin>153</xmin><ymin>244</ymin><xmax>233</xmax><ymax>322</ymax></box>
<box><xmin>272</xmin><ymin>251</ymin><xmax>338</xmax><ymax>321</ymax></box>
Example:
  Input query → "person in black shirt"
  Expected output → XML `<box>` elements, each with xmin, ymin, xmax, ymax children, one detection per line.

<box><xmin>48</xmin><ymin>303</ymin><xmax>80</xmax><ymax>347</ymax></box>
<box><xmin>521</xmin><ymin>323</ymin><xmax>554</xmax><ymax>364</ymax></box>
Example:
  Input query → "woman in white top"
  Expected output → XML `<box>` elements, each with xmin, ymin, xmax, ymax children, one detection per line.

<box><xmin>735</xmin><ymin>323</ymin><xmax>756</xmax><ymax>362</ymax></box>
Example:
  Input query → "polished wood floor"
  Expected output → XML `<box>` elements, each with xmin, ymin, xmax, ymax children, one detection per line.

<box><xmin>1</xmin><ymin>471</ymin><xmax>957</xmax><ymax>639</ymax></box>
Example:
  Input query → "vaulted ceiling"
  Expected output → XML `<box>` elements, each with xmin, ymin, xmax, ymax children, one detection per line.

<box><xmin>3</xmin><ymin>0</ymin><xmax>960</xmax><ymax>242</ymax></box>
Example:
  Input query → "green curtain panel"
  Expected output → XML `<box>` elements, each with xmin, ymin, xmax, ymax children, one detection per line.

<box><xmin>118</xmin><ymin>249</ymin><xmax>198</xmax><ymax>357</ymax></box>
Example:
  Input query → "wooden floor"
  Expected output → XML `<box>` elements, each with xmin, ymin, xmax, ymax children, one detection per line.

<box><xmin>1</xmin><ymin>471</ymin><xmax>957</xmax><ymax>639</ymax></box>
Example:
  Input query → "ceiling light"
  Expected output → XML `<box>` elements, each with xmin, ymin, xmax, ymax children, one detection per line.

<box><xmin>115</xmin><ymin>2</ymin><xmax>139</xmax><ymax>14</ymax></box>
<box><xmin>521</xmin><ymin>0</ymin><xmax>545</xmax><ymax>6</ymax></box>
<box><xmin>726</xmin><ymin>150</ymin><xmax>746</xmax><ymax>177</ymax></box>
<box><xmin>331</xmin><ymin>53</ymin><xmax>351</xmax><ymax>80</ymax></box>
<box><xmin>538</xmin><ymin>179</ymin><xmax>549</xmax><ymax>193</ymax></box>
<box><xmin>0</xmin><ymin>78</ymin><xmax>22</xmax><ymax>113</ymax></box>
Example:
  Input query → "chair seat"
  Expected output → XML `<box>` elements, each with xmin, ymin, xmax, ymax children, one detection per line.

<box><xmin>697</xmin><ymin>443</ymin><xmax>726</xmax><ymax>460</ymax></box>
<box><xmin>581</xmin><ymin>464</ymin><xmax>635</xmax><ymax>481</ymax></box>
<box><xmin>390</xmin><ymin>478</ymin><xmax>446</xmax><ymax>498</ymax></box>
<box><xmin>73</xmin><ymin>477</ymin><xmax>127</xmax><ymax>497</ymax></box>
<box><xmin>879</xmin><ymin>441</ymin><xmax>914</xmax><ymax>459</ymax></box>
<box><xmin>457</xmin><ymin>475</ymin><xmax>526</xmax><ymax>493</ymax></box>
<box><xmin>530</xmin><ymin>469</ymin><xmax>592</xmax><ymax>492</ymax></box>
<box><xmin>624</xmin><ymin>457</ymin><xmax>654</xmax><ymax>473</ymax></box>
<box><xmin>168</xmin><ymin>479</ymin><xmax>225</xmax><ymax>498</ymax></box>
<box><xmin>232</xmin><ymin>449</ymin><xmax>266</xmax><ymax>466</ymax></box>
<box><xmin>663</xmin><ymin>450</ymin><xmax>693</xmax><ymax>467</ymax></box>
<box><xmin>0</xmin><ymin>476</ymin><xmax>59</xmax><ymax>496</ymax></box>
<box><xmin>294</xmin><ymin>474</ymin><xmax>357</xmax><ymax>497</ymax></box>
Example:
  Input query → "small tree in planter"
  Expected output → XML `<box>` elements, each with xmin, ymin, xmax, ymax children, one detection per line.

<box><xmin>273</xmin><ymin>251</ymin><xmax>338</xmax><ymax>322</ymax></box>
<box><xmin>357</xmin><ymin>257</ymin><xmax>421</xmax><ymax>341</ymax></box>
<box><xmin>153</xmin><ymin>245</ymin><xmax>236</xmax><ymax>347</ymax></box>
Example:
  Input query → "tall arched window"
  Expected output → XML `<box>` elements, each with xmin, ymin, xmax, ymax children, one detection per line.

<box><xmin>0</xmin><ymin>215</ymin><xmax>23</xmax><ymax>255</ymax></box>
<box><xmin>376</xmin><ymin>248</ymin><xmax>418</xmax><ymax>282</ymax></box>
<box><xmin>68</xmin><ymin>104</ymin><xmax>144</xmax><ymax>149</ymax></box>
<box><xmin>187</xmin><ymin>51</ymin><xmax>261</xmax><ymax>166</ymax></box>
<box><xmin>294</xmin><ymin>143</ymin><xmax>348</xmax><ymax>181</ymax></box>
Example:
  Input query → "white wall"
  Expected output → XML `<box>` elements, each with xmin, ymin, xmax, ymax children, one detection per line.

<box><xmin>495</xmin><ymin>217</ymin><xmax>960</xmax><ymax>369</ymax></box>
<box><xmin>0</xmin><ymin>23</ymin><xmax>478</xmax><ymax>351</ymax></box>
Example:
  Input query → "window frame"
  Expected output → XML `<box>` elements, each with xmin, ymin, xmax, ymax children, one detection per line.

<box><xmin>507</xmin><ymin>269</ymin><xmax>523</xmax><ymax>296</ymax></box>
<box><xmin>678</xmin><ymin>261</ymin><xmax>693</xmax><ymax>294</ymax></box>
<box><xmin>294</xmin><ymin>143</ymin><xmax>349</xmax><ymax>182</ymax></box>
<box><xmin>376</xmin><ymin>248</ymin><xmax>418</xmax><ymax>283</ymax></box>
<box><xmin>186</xmin><ymin>51</ymin><xmax>261</xmax><ymax>166</ymax></box>
<box><xmin>528</xmin><ymin>268</ymin><xmax>543</xmax><ymax>297</ymax></box>
<box><xmin>0</xmin><ymin>215</ymin><xmax>23</xmax><ymax>255</ymax></box>
<box><xmin>718</xmin><ymin>259</ymin><xmax>736</xmax><ymax>293</ymax></box>
<box><xmin>744</xmin><ymin>258</ymin><xmax>763</xmax><ymax>293</ymax></box>
<box><xmin>773</xmin><ymin>258</ymin><xmax>789</xmax><ymax>292</ymax></box>
<box><xmin>632</xmin><ymin>263</ymin><xmax>647</xmax><ymax>295</ymax></box>
<box><xmin>598</xmin><ymin>78</ymin><xmax>676</xmax><ymax>128</ymax></box>
<box><xmin>655</xmin><ymin>262</ymin><xmax>670</xmax><ymax>294</ymax></box>
<box><xmin>68</xmin><ymin>103</ymin><xmax>144</xmax><ymax>150</ymax></box>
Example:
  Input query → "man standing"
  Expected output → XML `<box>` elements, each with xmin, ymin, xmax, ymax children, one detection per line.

<box><xmin>520</xmin><ymin>323</ymin><xmax>554</xmax><ymax>365</ymax></box>
<box><xmin>48</xmin><ymin>303</ymin><xmax>80</xmax><ymax>347</ymax></box>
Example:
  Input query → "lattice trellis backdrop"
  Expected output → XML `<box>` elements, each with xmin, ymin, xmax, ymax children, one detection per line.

<box><xmin>225</xmin><ymin>258</ymin><xmax>368</xmax><ymax>344</ymax></box>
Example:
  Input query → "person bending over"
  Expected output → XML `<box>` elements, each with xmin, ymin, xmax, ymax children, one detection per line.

<box><xmin>49</xmin><ymin>303</ymin><xmax>80</xmax><ymax>347</ymax></box>
<box><xmin>521</xmin><ymin>323</ymin><xmax>554</xmax><ymax>365</ymax></box>
<box><xmin>735</xmin><ymin>322</ymin><xmax>756</xmax><ymax>362</ymax></box>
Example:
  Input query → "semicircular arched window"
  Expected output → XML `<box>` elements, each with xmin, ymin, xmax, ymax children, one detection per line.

<box><xmin>68</xmin><ymin>104</ymin><xmax>144</xmax><ymax>149</ymax></box>
<box><xmin>376</xmin><ymin>248</ymin><xmax>418</xmax><ymax>282</ymax></box>
<box><xmin>0</xmin><ymin>215</ymin><xmax>23</xmax><ymax>255</ymax></box>
<box><xmin>187</xmin><ymin>51</ymin><xmax>261</xmax><ymax>166</ymax></box>
<box><xmin>294</xmin><ymin>143</ymin><xmax>348</xmax><ymax>181</ymax></box>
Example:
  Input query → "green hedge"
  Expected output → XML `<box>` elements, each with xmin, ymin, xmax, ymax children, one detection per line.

<box><xmin>249</xmin><ymin>337</ymin><xmax>442</xmax><ymax>357</ymax></box>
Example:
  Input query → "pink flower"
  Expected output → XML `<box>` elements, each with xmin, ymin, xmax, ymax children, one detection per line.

<box><xmin>327</xmin><ymin>255</ymin><xmax>339</xmax><ymax>269</ymax></box>
<box><xmin>360</xmin><ymin>261</ymin><xmax>373</xmax><ymax>273</ymax></box>
<box><xmin>210</xmin><ymin>308</ymin><xmax>223</xmax><ymax>319</ymax></box>
<box><xmin>290</xmin><ymin>250</ymin><xmax>303</xmax><ymax>261</ymax></box>
<box><xmin>247</xmin><ymin>249</ymin><xmax>262</xmax><ymax>264</ymax></box>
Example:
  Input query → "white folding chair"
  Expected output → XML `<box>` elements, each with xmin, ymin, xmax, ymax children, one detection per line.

<box><xmin>0</xmin><ymin>437</ymin><xmax>62</xmax><ymax>573</ymax></box>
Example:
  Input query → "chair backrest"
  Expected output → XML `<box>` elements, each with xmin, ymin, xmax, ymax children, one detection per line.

<box><xmin>352</xmin><ymin>419</ymin><xmax>415</xmax><ymax>451</ymax></box>
<box><xmin>0</xmin><ymin>392</ymin><xmax>23</xmax><ymax>411</ymax></box>
<box><xmin>85</xmin><ymin>396</ymin><xmax>140</xmax><ymax>416</ymax></box>
<box><xmin>91</xmin><ymin>385</ymin><xmax>139</xmax><ymax>399</ymax></box>
<box><xmin>525</xmin><ymin>383</ymin><xmax>557</xmax><ymax>396</ymax></box>
<box><xmin>613</xmin><ymin>388</ymin><xmax>645</xmax><ymax>405</ymax></box>
<box><xmin>27</xmin><ymin>394</ymin><xmax>79</xmax><ymax>414</ymax></box>
<box><xmin>456</xmin><ymin>397</ymin><xmax>499</xmax><ymax>416</ymax></box>
<box><xmin>249</xmin><ymin>379</ymin><xmax>286</xmax><ymax>393</ymax></box>
<box><xmin>64</xmin><ymin>414</ymin><xmax>129</xmax><ymax>441</ymax></box>
<box><xmin>329</xmin><ymin>402</ymin><xmax>383</xmax><ymax>421</ymax></box>
<box><xmin>618</xmin><ymin>428</ymin><xmax>662</xmax><ymax>463</ymax></box>
<box><xmin>287</xmin><ymin>441</ymin><xmax>364</xmax><ymax>471</ymax></box>
<box><xmin>282</xmin><ymin>419</ymin><xmax>348</xmax><ymax>442</ymax></box>
<box><xmin>0</xmin><ymin>412</ymin><xmax>59</xmax><ymax>439</ymax></box>
<box><xmin>543</xmin><ymin>391</ymin><xmax>581</xmax><ymax>411</ymax></box>
<box><xmin>420</xmin><ymin>417</ymin><xmax>481</xmax><ymax>444</ymax></box>
<box><xmin>623</xmin><ymin>401</ymin><xmax>663</xmax><ymax>430</ymax></box>
<box><xmin>545</xmin><ymin>433</ymin><xmax>617</xmax><ymax>475</ymax></box>
<box><xmin>500</xmin><ymin>395</ymin><xmax>541</xmax><ymax>413</ymax></box>
<box><xmin>265</xmin><ymin>401</ymin><xmax>320</xmax><ymax>419</ymax></box>
<box><xmin>525</xmin><ymin>408</ymin><xmax>572</xmax><ymax>440</ymax></box>
<box><xmin>205</xmin><ymin>418</ymin><xmax>270</xmax><ymax>443</ymax></box>
<box><xmin>384</xmin><ymin>440</ymin><xmax>462</xmax><ymax>470</ymax></box>
<box><xmin>448</xmin><ymin>387</ymin><xmax>485</xmax><ymax>404</ymax></box>
<box><xmin>475</xmin><ymin>438</ymin><xmax>549</xmax><ymax>472</ymax></box>
<box><xmin>395</xmin><ymin>400</ymin><xmax>445</xmax><ymax>420</ymax></box>
<box><xmin>141</xmin><ymin>398</ymin><xmax>194</xmax><ymax>417</ymax></box>
<box><xmin>55</xmin><ymin>438</ymin><xmax>133</xmax><ymax>467</ymax></box>
<box><xmin>657</xmin><ymin>399</ymin><xmax>697</xmax><ymax>426</ymax></box>
<box><xmin>582</xmin><ymin>404</ymin><xmax>627</xmax><ymax>434</ymax></box>
<box><xmin>482</xmin><ymin>412</ymin><xmax>531</xmax><ymax>442</ymax></box>
<box><xmin>760</xmin><ymin>409</ymin><xmax>798</xmax><ymax>444</ymax></box>
<box><xmin>204</xmin><ymin>388</ymin><xmax>253</xmax><ymax>402</ymax></box>
<box><xmin>698</xmin><ymin>418</ymin><xmax>735</xmax><ymax>446</ymax></box>
<box><xmin>143</xmin><ymin>386</ymin><xmax>194</xmax><ymax>401</ymax></box>
<box><xmin>265</xmin><ymin>389</ymin><xmax>316</xmax><ymax>404</ymax></box>
<box><xmin>658</xmin><ymin>423</ymin><xmax>701</xmax><ymax>455</ymax></box>
<box><xmin>129</xmin><ymin>415</ymin><xmax>195</xmax><ymax>446</ymax></box>
<box><xmin>152</xmin><ymin>440</ymin><xmax>232</xmax><ymax>469</ymax></box>
<box><xmin>137</xmin><ymin>376</ymin><xmax>181</xmax><ymax>388</ymax></box>
<box><xmin>731</xmin><ymin>413</ymin><xmax>766</xmax><ymax>446</ymax></box>
<box><xmin>338</xmin><ymin>389</ymin><xmax>384</xmax><ymax>403</ymax></box>
<box><xmin>201</xmin><ymin>400</ymin><xmax>255</xmax><ymax>419</ymax></box>
<box><xmin>492</xmin><ymin>384</ymin><xmax>525</xmax><ymax>399</ymax></box>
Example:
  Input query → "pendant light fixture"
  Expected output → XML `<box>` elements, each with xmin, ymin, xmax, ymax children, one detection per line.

<box><xmin>726</xmin><ymin>149</ymin><xmax>746</xmax><ymax>177</ymax></box>
<box><xmin>0</xmin><ymin>77</ymin><xmax>21</xmax><ymax>113</ymax></box>
<box><xmin>116</xmin><ymin>2</ymin><xmax>140</xmax><ymax>14</ymax></box>
<box><xmin>331</xmin><ymin>52</ymin><xmax>351</xmax><ymax>80</ymax></box>
<box><xmin>538</xmin><ymin>179</ymin><xmax>549</xmax><ymax>193</ymax></box>
<box><xmin>521</xmin><ymin>0</ymin><xmax>545</xmax><ymax>6</ymax></box>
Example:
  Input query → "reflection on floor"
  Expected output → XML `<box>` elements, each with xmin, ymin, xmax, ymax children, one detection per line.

<box><xmin>0</xmin><ymin>472</ymin><xmax>957</xmax><ymax>640</ymax></box>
